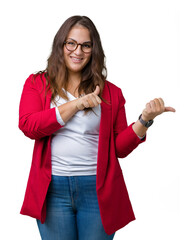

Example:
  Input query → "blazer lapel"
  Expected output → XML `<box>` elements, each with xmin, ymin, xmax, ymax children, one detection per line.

<box><xmin>96</xmin><ymin>81</ymin><xmax>112</xmax><ymax>191</ymax></box>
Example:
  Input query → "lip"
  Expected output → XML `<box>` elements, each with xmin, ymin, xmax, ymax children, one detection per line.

<box><xmin>70</xmin><ymin>56</ymin><xmax>83</xmax><ymax>63</ymax></box>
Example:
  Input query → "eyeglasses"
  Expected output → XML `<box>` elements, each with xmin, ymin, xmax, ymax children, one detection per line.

<box><xmin>64</xmin><ymin>39</ymin><xmax>93</xmax><ymax>53</ymax></box>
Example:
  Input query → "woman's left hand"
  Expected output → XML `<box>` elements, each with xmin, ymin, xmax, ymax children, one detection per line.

<box><xmin>141</xmin><ymin>98</ymin><xmax>176</xmax><ymax>121</ymax></box>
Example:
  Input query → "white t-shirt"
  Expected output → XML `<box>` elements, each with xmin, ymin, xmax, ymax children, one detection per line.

<box><xmin>50</xmin><ymin>90</ymin><xmax>101</xmax><ymax>176</ymax></box>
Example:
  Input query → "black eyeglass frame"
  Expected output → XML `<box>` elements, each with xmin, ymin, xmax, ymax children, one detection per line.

<box><xmin>63</xmin><ymin>39</ymin><xmax>93</xmax><ymax>53</ymax></box>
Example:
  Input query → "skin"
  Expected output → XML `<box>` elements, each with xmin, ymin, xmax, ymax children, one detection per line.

<box><xmin>132</xmin><ymin>98</ymin><xmax>175</xmax><ymax>137</ymax></box>
<box><xmin>63</xmin><ymin>25</ymin><xmax>92</xmax><ymax>90</ymax></box>
<box><xmin>58</xmin><ymin>26</ymin><xmax>176</xmax><ymax>137</ymax></box>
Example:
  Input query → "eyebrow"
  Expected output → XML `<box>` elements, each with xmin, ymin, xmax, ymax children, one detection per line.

<box><xmin>67</xmin><ymin>38</ymin><xmax>92</xmax><ymax>43</ymax></box>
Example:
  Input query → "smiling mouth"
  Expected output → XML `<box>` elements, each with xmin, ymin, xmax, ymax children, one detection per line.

<box><xmin>70</xmin><ymin>56</ymin><xmax>83</xmax><ymax>63</ymax></box>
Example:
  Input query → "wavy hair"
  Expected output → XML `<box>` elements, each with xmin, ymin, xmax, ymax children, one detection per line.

<box><xmin>36</xmin><ymin>15</ymin><xmax>108</xmax><ymax>112</ymax></box>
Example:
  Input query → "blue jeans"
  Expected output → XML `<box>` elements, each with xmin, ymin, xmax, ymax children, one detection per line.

<box><xmin>36</xmin><ymin>175</ymin><xmax>115</xmax><ymax>240</ymax></box>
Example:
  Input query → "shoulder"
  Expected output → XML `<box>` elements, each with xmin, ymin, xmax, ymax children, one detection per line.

<box><xmin>24</xmin><ymin>72</ymin><xmax>47</xmax><ymax>92</ymax></box>
<box><xmin>105</xmin><ymin>80</ymin><xmax>126</xmax><ymax>105</ymax></box>
<box><xmin>105</xmin><ymin>80</ymin><xmax>121</xmax><ymax>91</ymax></box>
<box><xmin>105</xmin><ymin>80</ymin><xmax>124</xmax><ymax>97</ymax></box>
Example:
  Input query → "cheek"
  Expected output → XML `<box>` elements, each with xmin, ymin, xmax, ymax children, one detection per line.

<box><xmin>63</xmin><ymin>47</ymin><xmax>69</xmax><ymax>57</ymax></box>
<box><xmin>85</xmin><ymin>54</ymin><xmax>92</xmax><ymax>64</ymax></box>
<box><xmin>63</xmin><ymin>52</ymin><xmax>71</xmax><ymax>66</ymax></box>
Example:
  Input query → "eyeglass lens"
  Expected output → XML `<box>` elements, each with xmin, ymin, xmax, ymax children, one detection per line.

<box><xmin>65</xmin><ymin>39</ymin><xmax>92</xmax><ymax>53</ymax></box>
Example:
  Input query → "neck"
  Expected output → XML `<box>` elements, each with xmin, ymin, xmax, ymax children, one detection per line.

<box><xmin>68</xmin><ymin>71</ymin><xmax>81</xmax><ymax>85</ymax></box>
<box><xmin>66</xmin><ymin>71</ymin><xmax>82</xmax><ymax>93</ymax></box>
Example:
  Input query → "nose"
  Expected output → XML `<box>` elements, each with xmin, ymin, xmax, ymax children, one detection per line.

<box><xmin>74</xmin><ymin>44</ymin><xmax>83</xmax><ymax>55</ymax></box>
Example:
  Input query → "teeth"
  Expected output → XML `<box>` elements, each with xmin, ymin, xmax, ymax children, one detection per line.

<box><xmin>71</xmin><ymin>57</ymin><xmax>82</xmax><ymax>60</ymax></box>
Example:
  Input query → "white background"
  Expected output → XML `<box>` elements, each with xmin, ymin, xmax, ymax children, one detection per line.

<box><xmin>0</xmin><ymin>0</ymin><xmax>193</xmax><ymax>239</ymax></box>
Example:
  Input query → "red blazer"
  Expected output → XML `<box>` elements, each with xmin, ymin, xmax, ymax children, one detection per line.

<box><xmin>19</xmin><ymin>73</ymin><xmax>145</xmax><ymax>235</ymax></box>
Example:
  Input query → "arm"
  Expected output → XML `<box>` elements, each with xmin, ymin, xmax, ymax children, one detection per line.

<box><xmin>114</xmin><ymin>90</ymin><xmax>175</xmax><ymax>158</ymax></box>
<box><xmin>57</xmin><ymin>85</ymin><xmax>101</xmax><ymax>122</ymax></box>
<box><xmin>19</xmin><ymin>75</ymin><xmax>102</xmax><ymax>140</ymax></box>
<box><xmin>114</xmin><ymin>89</ymin><xmax>146</xmax><ymax>158</ymax></box>
<box><xmin>19</xmin><ymin>75</ymin><xmax>63</xmax><ymax>140</ymax></box>
<box><xmin>57</xmin><ymin>100</ymin><xmax>79</xmax><ymax>124</ymax></box>
<box><xmin>114</xmin><ymin>90</ymin><xmax>176</xmax><ymax>158</ymax></box>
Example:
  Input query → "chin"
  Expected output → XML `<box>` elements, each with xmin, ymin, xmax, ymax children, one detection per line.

<box><xmin>69</xmin><ymin>67</ymin><xmax>83</xmax><ymax>73</ymax></box>
<box><xmin>69</xmin><ymin>64</ymin><xmax>88</xmax><ymax>73</ymax></box>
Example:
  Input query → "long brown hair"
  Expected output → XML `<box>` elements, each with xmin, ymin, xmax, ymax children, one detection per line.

<box><xmin>35</xmin><ymin>15</ymin><xmax>108</xmax><ymax>112</ymax></box>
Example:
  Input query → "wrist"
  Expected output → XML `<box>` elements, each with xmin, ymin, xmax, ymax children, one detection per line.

<box><xmin>132</xmin><ymin>120</ymin><xmax>148</xmax><ymax>138</ymax></box>
<box><xmin>74</xmin><ymin>99</ymin><xmax>84</xmax><ymax>111</ymax></box>
<box><xmin>139</xmin><ymin>114</ymin><xmax>154</xmax><ymax>128</ymax></box>
<box><xmin>141</xmin><ymin>114</ymin><xmax>151</xmax><ymax>122</ymax></box>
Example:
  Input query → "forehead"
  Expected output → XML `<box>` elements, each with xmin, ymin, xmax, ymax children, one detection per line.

<box><xmin>67</xmin><ymin>26</ymin><xmax>91</xmax><ymax>42</ymax></box>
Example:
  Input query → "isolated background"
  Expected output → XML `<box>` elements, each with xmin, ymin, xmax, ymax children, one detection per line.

<box><xmin>0</xmin><ymin>0</ymin><xmax>193</xmax><ymax>239</ymax></box>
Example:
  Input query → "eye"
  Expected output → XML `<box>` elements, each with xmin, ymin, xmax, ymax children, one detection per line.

<box><xmin>66</xmin><ymin>41</ymin><xmax>76</xmax><ymax>46</ymax></box>
<box><xmin>83</xmin><ymin>43</ymin><xmax>92</xmax><ymax>48</ymax></box>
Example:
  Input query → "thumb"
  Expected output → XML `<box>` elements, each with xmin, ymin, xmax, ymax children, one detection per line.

<box><xmin>93</xmin><ymin>85</ymin><xmax>100</xmax><ymax>95</ymax></box>
<box><xmin>164</xmin><ymin>106</ymin><xmax>176</xmax><ymax>112</ymax></box>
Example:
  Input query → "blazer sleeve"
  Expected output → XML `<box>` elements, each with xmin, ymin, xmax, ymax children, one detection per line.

<box><xmin>114</xmin><ymin>88</ymin><xmax>146</xmax><ymax>158</ymax></box>
<box><xmin>18</xmin><ymin>75</ymin><xmax>62</xmax><ymax>140</ymax></box>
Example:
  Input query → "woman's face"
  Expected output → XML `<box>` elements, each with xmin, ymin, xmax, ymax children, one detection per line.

<box><xmin>64</xmin><ymin>25</ymin><xmax>92</xmax><ymax>75</ymax></box>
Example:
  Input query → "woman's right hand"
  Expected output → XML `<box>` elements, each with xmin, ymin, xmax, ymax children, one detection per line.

<box><xmin>76</xmin><ymin>85</ymin><xmax>102</xmax><ymax>110</ymax></box>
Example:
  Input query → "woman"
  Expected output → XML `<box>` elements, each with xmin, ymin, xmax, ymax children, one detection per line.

<box><xmin>19</xmin><ymin>15</ymin><xmax>175</xmax><ymax>240</ymax></box>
